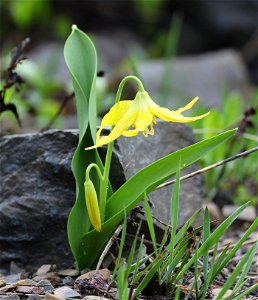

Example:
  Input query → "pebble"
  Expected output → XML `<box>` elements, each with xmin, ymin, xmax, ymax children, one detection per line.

<box><xmin>4</xmin><ymin>275</ymin><xmax>22</xmax><ymax>284</ymax></box>
<box><xmin>54</xmin><ymin>286</ymin><xmax>81</xmax><ymax>298</ymax></box>
<box><xmin>82</xmin><ymin>297</ymin><xmax>110</xmax><ymax>300</ymax></box>
<box><xmin>0</xmin><ymin>280</ymin><xmax>6</xmax><ymax>288</ymax></box>
<box><xmin>16</xmin><ymin>285</ymin><xmax>45</xmax><ymax>294</ymax></box>
<box><xmin>75</xmin><ymin>269</ymin><xmax>110</xmax><ymax>283</ymax></box>
<box><xmin>203</xmin><ymin>201</ymin><xmax>222</xmax><ymax>223</ymax></box>
<box><xmin>16</xmin><ymin>279</ymin><xmax>37</xmax><ymax>286</ymax></box>
<box><xmin>27</xmin><ymin>295</ymin><xmax>41</xmax><ymax>300</ymax></box>
<box><xmin>58</xmin><ymin>269</ymin><xmax>79</xmax><ymax>277</ymax></box>
<box><xmin>62</xmin><ymin>276</ymin><xmax>74</xmax><ymax>286</ymax></box>
<box><xmin>37</xmin><ymin>279</ymin><xmax>54</xmax><ymax>293</ymax></box>
<box><xmin>33</xmin><ymin>272</ymin><xmax>61</xmax><ymax>286</ymax></box>
<box><xmin>36</xmin><ymin>264</ymin><xmax>55</xmax><ymax>275</ymax></box>
<box><xmin>0</xmin><ymin>295</ymin><xmax>20</xmax><ymax>300</ymax></box>
<box><xmin>44</xmin><ymin>294</ymin><xmax>64</xmax><ymax>300</ymax></box>
<box><xmin>222</xmin><ymin>205</ymin><xmax>256</xmax><ymax>222</ymax></box>
<box><xmin>212</xmin><ymin>287</ymin><xmax>233</xmax><ymax>298</ymax></box>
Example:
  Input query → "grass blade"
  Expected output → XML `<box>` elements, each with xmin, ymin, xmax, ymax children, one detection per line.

<box><xmin>174</xmin><ymin>202</ymin><xmax>250</xmax><ymax>284</ymax></box>
<box><xmin>144</xmin><ymin>192</ymin><xmax>158</xmax><ymax>256</ymax></box>
<box><xmin>210</xmin><ymin>217</ymin><xmax>258</xmax><ymax>282</ymax></box>
<box><xmin>133</xmin><ymin>256</ymin><xmax>164</xmax><ymax>299</ymax></box>
<box><xmin>214</xmin><ymin>243</ymin><xmax>257</xmax><ymax>299</ymax></box>
<box><xmin>111</xmin><ymin>211</ymin><xmax>127</xmax><ymax>283</ymax></box>
<box><xmin>232</xmin><ymin>283</ymin><xmax>258</xmax><ymax>300</ymax></box>
<box><xmin>170</xmin><ymin>166</ymin><xmax>181</xmax><ymax>261</ymax></box>
<box><xmin>231</xmin><ymin>241</ymin><xmax>258</xmax><ymax>295</ymax></box>
<box><xmin>201</xmin><ymin>207</ymin><xmax>210</xmax><ymax>299</ymax></box>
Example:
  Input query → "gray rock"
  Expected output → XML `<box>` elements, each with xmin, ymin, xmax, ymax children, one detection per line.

<box><xmin>0</xmin><ymin>123</ymin><xmax>202</xmax><ymax>270</ymax></box>
<box><xmin>0</xmin><ymin>130</ymin><xmax>77</xmax><ymax>271</ymax></box>
<box><xmin>137</xmin><ymin>49</ymin><xmax>253</xmax><ymax>108</ymax></box>
<box><xmin>111</xmin><ymin>121</ymin><xmax>203</xmax><ymax>225</ymax></box>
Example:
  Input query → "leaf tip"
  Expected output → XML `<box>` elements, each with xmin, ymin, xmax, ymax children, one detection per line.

<box><xmin>72</xmin><ymin>24</ymin><xmax>78</xmax><ymax>32</ymax></box>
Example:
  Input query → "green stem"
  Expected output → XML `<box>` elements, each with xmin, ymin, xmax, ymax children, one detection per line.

<box><xmin>85</xmin><ymin>163</ymin><xmax>103</xmax><ymax>182</ymax></box>
<box><xmin>115</xmin><ymin>75</ymin><xmax>145</xmax><ymax>103</ymax></box>
<box><xmin>98</xmin><ymin>75</ymin><xmax>145</xmax><ymax>221</ymax></box>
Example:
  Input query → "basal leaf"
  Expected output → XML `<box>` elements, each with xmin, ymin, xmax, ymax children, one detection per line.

<box><xmin>64</xmin><ymin>26</ymin><xmax>106</xmax><ymax>266</ymax></box>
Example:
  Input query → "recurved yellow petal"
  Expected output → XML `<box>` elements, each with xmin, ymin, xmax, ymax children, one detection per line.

<box><xmin>84</xmin><ymin>180</ymin><xmax>101</xmax><ymax>232</ymax></box>
<box><xmin>96</xmin><ymin>101</ymin><xmax>132</xmax><ymax>140</ymax></box>
<box><xmin>151</xmin><ymin>103</ymin><xmax>210</xmax><ymax>123</ymax></box>
<box><xmin>174</xmin><ymin>97</ymin><xmax>199</xmax><ymax>114</ymax></box>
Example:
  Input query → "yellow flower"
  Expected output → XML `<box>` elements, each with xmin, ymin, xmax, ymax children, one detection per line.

<box><xmin>86</xmin><ymin>91</ymin><xmax>210</xmax><ymax>150</ymax></box>
<box><xmin>84</xmin><ymin>180</ymin><xmax>101</xmax><ymax>232</ymax></box>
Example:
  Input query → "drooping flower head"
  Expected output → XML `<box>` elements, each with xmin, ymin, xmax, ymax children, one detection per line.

<box><xmin>86</xmin><ymin>90</ymin><xmax>209</xmax><ymax>150</ymax></box>
<box><xmin>84</xmin><ymin>179</ymin><xmax>101</xmax><ymax>232</ymax></box>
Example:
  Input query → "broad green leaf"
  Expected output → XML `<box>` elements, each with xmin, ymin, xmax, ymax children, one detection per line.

<box><xmin>107</xmin><ymin>129</ymin><xmax>237</xmax><ymax>218</ymax></box>
<box><xmin>64</xmin><ymin>25</ymin><xmax>97</xmax><ymax>139</ymax></box>
<box><xmin>64</xmin><ymin>26</ymin><xmax>107</xmax><ymax>267</ymax></box>
<box><xmin>77</xmin><ymin>129</ymin><xmax>237</xmax><ymax>269</ymax></box>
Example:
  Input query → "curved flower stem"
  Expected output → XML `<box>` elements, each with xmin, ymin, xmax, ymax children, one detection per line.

<box><xmin>98</xmin><ymin>75</ymin><xmax>145</xmax><ymax>222</ymax></box>
<box><xmin>115</xmin><ymin>75</ymin><xmax>145</xmax><ymax>104</ymax></box>
<box><xmin>85</xmin><ymin>163</ymin><xmax>103</xmax><ymax>182</ymax></box>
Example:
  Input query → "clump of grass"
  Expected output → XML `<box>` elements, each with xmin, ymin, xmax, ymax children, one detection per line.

<box><xmin>111</xmin><ymin>167</ymin><xmax>258</xmax><ymax>299</ymax></box>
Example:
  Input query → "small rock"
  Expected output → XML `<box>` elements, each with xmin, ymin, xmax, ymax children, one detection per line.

<box><xmin>203</xmin><ymin>201</ymin><xmax>222</xmax><ymax>224</ymax></box>
<box><xmin>212</xmin><ymin>287</ymin><xmax>233</xmax><ymax>298</ymax></box>
<box><xmin>0</xmin><ymin>280</ymin><xmax>6</xmax><ymax>288</ymax></box>
<box><xmin>58</xmin><ymin>269</ymin><xmax>79</xmax><ymax>277</ymax></box>
<box><xmin>75</xmin><ymin>269</ymin><xmax>110</xmax><ymax>283</ymax></box>
<box><xmin>45</xmin><ymin>294</ymin><xmax>64</xmax><ymax>300</ymax></box>
<box><xmin>33</xmin><ymin>272</ymin><xmax>61</xmax><ymax>286</ymax></box>
<box><xmin>75</xmin><ymin>269</ymin><xmax>110</xmax><ymax>297</ymax></box>
<box><xmin>0</xmin><ymin>283</ymin><xmax>17</xmax><ymax>293</ymax></box>
<box><xmin>62</xmin><ymin>276</ymin><xmax>74</xmax><ymax>286</ymax></box>
<box><xmin>16</xmin><ymin>279</ymin><xmax>37</xmax><ymax>286</ymax></box>
<box><xmin>37</xmin><ymin>279</ymin><xmax>54</xmax><ymax>293</ymax></box>
<box><xmin>188</xmin><ymin>276</ymin><xmax>202</xmax><ymax>289</ymax></box>
<box><xmin>222</xmin><ymin>205</ymin><xmax>256</xmax><ymax>222</ymax></box>
<box><xmin>16</xmin><ymin>285</ymin><xmax>45</xmax><ymax>294</ymax></box>
<box><xmin>54</xmin><ymin>286</ymin><xmax>81</xmax><ymax>298</ymax></box>
<box><xmin>0</xmin><ymin>295</ymin><xmax>20</xmax><ymax>300</ymax></box>
<box><xmin>82</xmin><ymin>297</ymin><xmax>110</xmax><ymax>300</ymax></box>
<box><xmin>36</xmin><ymin>264</ymin><xmax>55</xmax><ymax>275</ymax></box>
<box><xmin>27</xmin><ymin>295</ymin><xmax>41</xmax><ymax>300</ymax></box>
<box><xmin>4</xmin><ymin>274</ymin><xmax>22</xmax><ymax>284</ymax></box>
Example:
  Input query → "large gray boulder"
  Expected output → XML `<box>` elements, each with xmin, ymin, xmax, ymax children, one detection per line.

<box><xmin>137</xmin><ymin>49</ymin><xmax>253</xmax><ymax>108</ymax></box>
<box><xmin>0</xmin><ymin>123</ymin><xmax>202</xmax><ymax>271</ymax></box>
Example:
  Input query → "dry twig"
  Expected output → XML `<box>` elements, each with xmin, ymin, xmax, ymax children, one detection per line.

<box><xmin>156</xmin><ymin>147</ymin><xmax>258</xmax><ymax>190</ymax></box>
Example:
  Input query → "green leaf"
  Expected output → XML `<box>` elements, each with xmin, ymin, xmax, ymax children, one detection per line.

<box><xmin>78</xmin><ymin>129</ymin><xmax>237</xmax><ymax>269</ymax></box>
<box><xmin>232</xmin><ymin>283</ymin><xmax>258</xmax><ymax>300</ymax></box>
<box><xmin>210</xmin><ymin>217</ymin><xmax>258</xmax><ymax>283</ymax></box>
<box><xmin>144</xmin><ymin>192</ymin><xmax>158</xmax><ymax>256</ymax></box>
<box><xmin>215</xmin><ymin>242</ymin><xmax>258</xmax><ymax>299</ymax></box>
<box><xmin>107</xmin><ymin>129</ymin><xmax>237</xmax><ymax>218</ymax></box>
<box><xmin>64</xmin><ymin>25</ymin><xmax>97</xmax><ymax>139</ymax></box>
<box><xmin>64</xmin><ymin>25</ymin><xmax>107</xmax><ymax>268</ymax></box>
<box><xmin>133</xmin><ymin>256</ymin><xmax>164</xmax><ymax>299</ymax></box>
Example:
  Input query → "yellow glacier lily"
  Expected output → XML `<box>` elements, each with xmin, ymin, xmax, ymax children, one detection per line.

<box><xmin>86</xmin><ymin>91</ymin><xmax>210</xmax><ymax>150</ymax></box>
